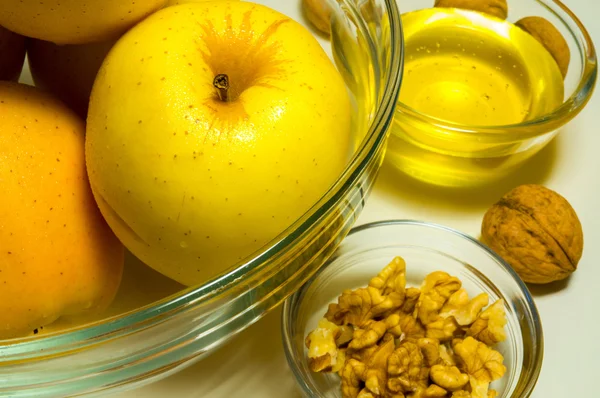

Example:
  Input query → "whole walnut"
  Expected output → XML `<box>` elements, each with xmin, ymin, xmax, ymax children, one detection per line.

<box><xmin>481</xmin><ymin>184</ymin><xmax>584</xmax><ymax>284</ymax></box>
<box><xmin>515</xmin><ymin>16</ymin><xmax>571</xmax><ymax>79</ymax></box>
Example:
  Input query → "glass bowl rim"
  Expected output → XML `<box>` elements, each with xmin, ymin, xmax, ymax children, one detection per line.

<box><xmin>393</xmin><ymin>0</ymin><xmax>597</xmax><ymax>141</ymax></box>
<box><xmin>281</xmin><ymin>219</ymin><xmax>544</xmax><ymax>398</ymax></box>
<box><xmin>0</xmin><ymin>0</ymin><xmax>405</xmax><ymax>355</ymax></box>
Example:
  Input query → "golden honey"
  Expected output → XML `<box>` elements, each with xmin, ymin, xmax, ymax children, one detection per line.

<box><xmin>389</xmin><ymin>8</ymin><xmax>565</xmax><ymax>186</ymax></box>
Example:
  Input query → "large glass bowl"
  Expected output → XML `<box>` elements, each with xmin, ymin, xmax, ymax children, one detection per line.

<box><xmin>0</xmin><ymin>1</ymin><xmax>403</xmax><ymax>396</ymax></box>
<box><xmin>282</xmin><ymin>220</ymin><xmax>543</xmax><ymax>397</ymax></box>
<box><xmin>387</xmin><ymin>0</ymin><xmax>597</xmax><ymax>187</ymax></box>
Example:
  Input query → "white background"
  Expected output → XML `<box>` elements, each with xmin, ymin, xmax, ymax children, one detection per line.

<box><xmin>108</xmin><ymin>0</ymin><xmax>600</xmax><ymax>396</ymax></box>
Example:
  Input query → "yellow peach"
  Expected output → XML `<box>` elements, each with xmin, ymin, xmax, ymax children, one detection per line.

<box><xmin>0</xmin><ymin>82</ymin><xmax>124</xmax><ymax>339</ymax></box>
<box><xmin>0</xmin><ymin>0</ymin><xmax>168</xmax><ymax>45</ymax></box>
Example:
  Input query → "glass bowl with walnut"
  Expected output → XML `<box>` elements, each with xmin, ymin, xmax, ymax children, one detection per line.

<box><xmin>282</xmin><ymin>220</ymin><xmax>543</xmax><ymax>398</ymax></box>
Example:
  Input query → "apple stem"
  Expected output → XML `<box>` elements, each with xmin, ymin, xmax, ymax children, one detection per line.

<box><xmin>213</xmin><ymin>74</ymin><xmax>230</xmax><ymax>102</ymax></box>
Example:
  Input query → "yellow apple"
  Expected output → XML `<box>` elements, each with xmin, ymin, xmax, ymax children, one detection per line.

<box><xmin>27</xmin><ymin>39</ymin><xmax>116</xmax><ymax>118</ymax></box>
<box><xmin>0</xmin><ymin>0</ymin><xmax>168</xmax><ymax>45</ymax></box>
<box><xmin>0</xmin><ymin>25</ymin><xmax>26</xmax><ymax>81</ymax></box>
<box><xmin>86</xmin><ymin>1</ymin><xmax>352</xmax><ymax>286</ymax></box>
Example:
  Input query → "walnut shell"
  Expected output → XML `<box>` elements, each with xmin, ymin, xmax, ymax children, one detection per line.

<box><xmin>481</xmin><ymin>184</ymin><xmax>584</xmax><ymax>284</ymax></box>
<box><xmin>434</xmin><ymin>0</ymin><xmax>508</xmax><ymax>20</ymax></box>
<box><xmin>515</xmin><ymin>16</ymin><xmax>571</xmax><ymax>79</ymax></box>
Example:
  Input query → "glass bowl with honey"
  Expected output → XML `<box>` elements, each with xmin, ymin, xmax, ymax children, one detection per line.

<box><xmin>387</xmin><ymin>0</ymin><xmax>597</xmax><ymax>187</ymax></box>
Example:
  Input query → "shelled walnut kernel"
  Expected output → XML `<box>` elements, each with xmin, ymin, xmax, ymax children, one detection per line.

<box><xmin>305</xmin><ymin>256</ymin><xmax>508</xmax><ymax>398</ymax></box>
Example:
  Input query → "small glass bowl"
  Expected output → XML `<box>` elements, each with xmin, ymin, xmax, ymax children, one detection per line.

<box><xmin>387</xmin><ymin>0</ymin><xmax>597</xmax><ymax>187</ymax></box>
<box><xmin>282</xmin><ymin>220</ymin><xmax>543</xmax><ymax>397</ymax></box>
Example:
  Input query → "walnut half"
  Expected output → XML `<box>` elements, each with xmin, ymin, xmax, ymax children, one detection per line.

<box><xmin>306</xmin><ymin>318</ymin><xmax>343</xmax><ymax>372</ymax></box>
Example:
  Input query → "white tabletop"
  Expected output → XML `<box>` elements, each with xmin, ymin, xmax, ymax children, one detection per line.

<box><xmin>112</xmin><ymin>0</ymin><xmax>600</xmax><ymax>396</ymax></box>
